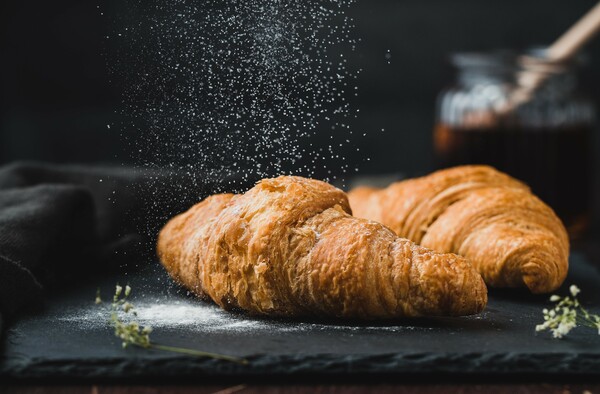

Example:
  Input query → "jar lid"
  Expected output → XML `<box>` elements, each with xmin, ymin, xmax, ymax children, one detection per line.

<box><xmin>451</xmin><ymin>50</ymin><xmax>517</xmax><ymax>70</ymax></box>
<box><xmin>451</xmin><ymin>48</ymin><xmax>587</xmax><ymax>72</ymax></box>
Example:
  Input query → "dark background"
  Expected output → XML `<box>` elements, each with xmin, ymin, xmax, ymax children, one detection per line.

<box><xmin>1</xmin><ymin>0</ymin><xmax>600</xmax><ymax>225</ymax></box>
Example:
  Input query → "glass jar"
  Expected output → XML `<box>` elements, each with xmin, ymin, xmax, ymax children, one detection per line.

<box><xmin>434</xmin><ymin>50</ymin><xmax>596</xmax><ymax>238</ymax></box>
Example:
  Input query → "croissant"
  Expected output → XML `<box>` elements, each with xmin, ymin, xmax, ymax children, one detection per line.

<box><xmin>158</xmin><ymin>176</ymin><xmax>487</xmax><ymax>318</ymax></box>
<box><xmin>348</xmin><ymin>165</ymin><xmax>569</xmax><ymax>294</ymax></box>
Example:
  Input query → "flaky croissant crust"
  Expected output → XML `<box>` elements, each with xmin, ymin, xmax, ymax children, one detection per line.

<box><xmin>348</xmin><ymin>165</ymin><xmax>569</xmax><ymax>294</ymax></box>
<box><xmin>158</xmin><ymin>176</ymin><xmax>487</xmax><ymax>319</ymax></box>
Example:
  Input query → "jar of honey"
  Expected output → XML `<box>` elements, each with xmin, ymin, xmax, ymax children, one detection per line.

<box><xmin>434</xmin><ymin>50</ymin><xmax>596</xmax><ymax>237</ymax></box>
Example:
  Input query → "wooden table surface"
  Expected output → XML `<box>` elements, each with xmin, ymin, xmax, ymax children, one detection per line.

<box><xmin>2</xmin><ymin>383</ymin><xmax>600</xmax><ymax>393</ymax></box>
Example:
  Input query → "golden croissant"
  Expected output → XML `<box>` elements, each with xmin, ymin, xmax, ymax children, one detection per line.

<box><xmin>348</xmin><ymin>165</ymin><xmax>569</xmax><ymax>294</ymax></box>
<box><xmin>158</xmin><ymin>175</ymin><xmax>487</xmax><ymax>318</ymax></box>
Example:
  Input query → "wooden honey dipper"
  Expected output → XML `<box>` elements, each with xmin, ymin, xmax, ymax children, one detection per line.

<box><xmin>497</xmin><ymin>2</ymin><xmax>600</xmax><ymax>116</ymax></box>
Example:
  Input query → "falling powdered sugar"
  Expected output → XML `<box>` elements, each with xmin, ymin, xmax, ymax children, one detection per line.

<box><xmin>99</xmin><ymin>0</ymin><xmax>364</xmax><ymax>244</ymax></box>
<box><xmin>103</xmin><ymin>0</ymin><xmax>362</xmax><ymax>187</ymax></box>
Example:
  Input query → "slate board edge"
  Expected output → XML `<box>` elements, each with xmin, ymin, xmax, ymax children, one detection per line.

<box><xmin>2</xmin><ymin>352</ymin><xmax>600</xmax><ymax>380</ymax></box>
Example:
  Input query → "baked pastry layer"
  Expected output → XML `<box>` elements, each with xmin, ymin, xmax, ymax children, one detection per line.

<box><xmin>158</xmin><ymin>175</ymin><xmax>487</xmax><ymax>318</ymax></box>
<box><xmin>348</xmin><ymin>165</ymin><xmax>569</xmax><ymax>294</ymax></box>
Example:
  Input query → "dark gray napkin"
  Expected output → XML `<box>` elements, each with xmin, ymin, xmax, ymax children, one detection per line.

<box><xmin>0</xmin><ymin>161</ymin><xmax>252</xmax><ymax>330</ymax></box>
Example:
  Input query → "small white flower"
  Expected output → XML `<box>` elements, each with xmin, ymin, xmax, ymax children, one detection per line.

<box><xmin>536</xmin><ymin>284</ymin><xmax>600</xmax><ymax>339</ymax></box>
<box><xmin>569</xmin><ymin>285</ymin><xmax>580</xmax><ymax>297</ymax></box>
<box><xmin>552</xmin><ymin>331</ymin><xmax>560</xmax><ymax>339</ymax></box>
<box><xmin>552</xmin><ymin>321</ymin><xmax>574</xmax><ymax>339</ymax></box>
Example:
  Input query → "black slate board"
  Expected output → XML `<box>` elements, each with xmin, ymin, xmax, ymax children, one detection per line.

<box><xmin>1</xmin><ymin>252</ymin><xmax>600</xmax><ymax>381</ymax></box>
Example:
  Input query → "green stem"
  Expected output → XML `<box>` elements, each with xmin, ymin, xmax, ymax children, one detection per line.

<box><xmin>577</xmin><ymin>315</ymin><xmax>598</xmax><ymax>329</ymax></box>
<box><xmin>577</xmin><ymin>305</ymin><xmax>600</xmax><ymax>328</ymax></box>
<box><xmin>148</xmin><ymin>343</ymin><xmax>248</xmax><ymax>364</ymax></box>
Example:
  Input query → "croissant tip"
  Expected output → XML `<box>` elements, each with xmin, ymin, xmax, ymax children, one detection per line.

<box><xmin>460</xmin><ymin>277</ymin><xmax>488</xmax><ymax>316</ymax></box>
<box><xmin>524</xmin><ymin>279</ymin><xmax>565</xmax><ymax>295</ymax></box>
<box><xmin>516</xmin><ymin>252</ymin><xmax>568</xmax><ymax>294</ymax></box>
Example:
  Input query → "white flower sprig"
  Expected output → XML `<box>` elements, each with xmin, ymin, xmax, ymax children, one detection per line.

<box><xmin>99</xmin><ymin>284</ymin><xmax>247</xmax><ymax>364</ymax></box>
<box><xmin>536</xmin><ymin>285</ymin><xmax>600</xmax><ymax>339</ymax></box>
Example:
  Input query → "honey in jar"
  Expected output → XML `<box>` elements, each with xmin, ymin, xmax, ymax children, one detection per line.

<box><xmin>434</xmin><ymin>51</ymin><xmax>596</xmax><ymax>237</ymax></box>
